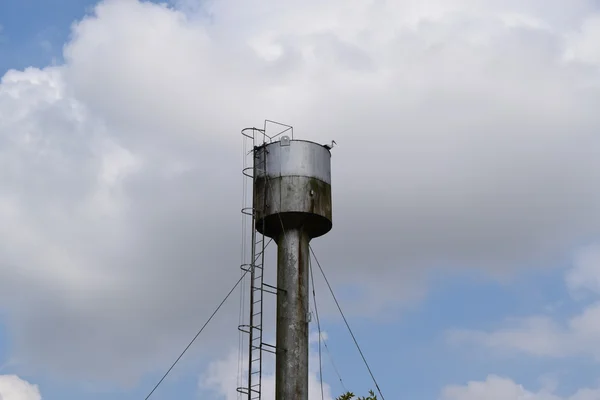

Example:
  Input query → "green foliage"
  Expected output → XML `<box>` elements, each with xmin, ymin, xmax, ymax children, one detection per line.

<box><xmin>336</xmin><ymin>390</ymin><xmax>377</xmax><ymax>400</ymax></box>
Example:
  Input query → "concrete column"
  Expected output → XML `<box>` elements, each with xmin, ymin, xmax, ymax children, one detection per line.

<box><xmin>275</xmin><ymin>228</ymin><xmax>310</xmax><ymax>400</ymax></box>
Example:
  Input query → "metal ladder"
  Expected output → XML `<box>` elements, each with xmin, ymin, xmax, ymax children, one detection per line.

<box><xmin>237</xmin><ymin>128</ymin><xmax>269</xmax><ymax>400</ymax></box>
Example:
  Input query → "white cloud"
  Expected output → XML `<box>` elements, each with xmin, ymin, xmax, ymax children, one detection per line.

<box><xmin>564</xmin><ymin>15</ymin><xmax>600</xmax><ymax>66</ymax></box>
<box><xmin>3</xmin><ymin>0</ymin><xmax>600</xmax><ymax>385</ymax></box>
<box><xmin>566</xmin><ymin>245</ymin><xmax>600</xmax><ymax>296</ymax></box>
<box><xmin>200</xmin><ymin>333</ymin><xmax>333</xmax><ymax>400</ymax></box>
<box><xmin>0</xmin><ymin>375</ymin><xmax>41</xmax><ymax>400</ymax></box>
<box><xmin>448</xmin><ymin>244</ymin><xmax>600</xmax><ymax>361</ymax></box>
<box><xmin>440</xmin><ymin>375</ymin><xmax>600</xmax><ymax>400</ymax></box>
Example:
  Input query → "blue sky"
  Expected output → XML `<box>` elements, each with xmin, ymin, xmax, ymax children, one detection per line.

<box><xmin>2</xmin><ymin>1</ymin><xmax>600</xmax><ymax>400</ymax></box>
<box><xmin>0</xmin><ymin>0</ymin><xmax>90</xmax><ymax>72</ymax></box>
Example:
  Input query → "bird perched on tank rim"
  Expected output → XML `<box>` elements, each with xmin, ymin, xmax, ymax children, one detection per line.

<box><xmin>323</xmin><ymin>140</ymin><xmax>336</xmax><ymax>150</ymax></box>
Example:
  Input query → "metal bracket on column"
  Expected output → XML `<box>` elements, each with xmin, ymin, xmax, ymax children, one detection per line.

<box><xmin>261</xmin><ymin>342</ymin><xmax>281</xmax><ymax>355</ymax></box>
<box><xmin>262</xmin><ymin>283</ymin><xmax>286</xmax><ymax>295</ymax></box>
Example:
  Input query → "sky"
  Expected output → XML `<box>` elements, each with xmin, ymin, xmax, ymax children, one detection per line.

<box><xmin>3</xmin><ymin>0</ymin><xmax>600</xmax><ymax>399</ymax></box>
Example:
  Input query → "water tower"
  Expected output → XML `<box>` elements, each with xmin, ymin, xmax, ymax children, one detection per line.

<box><xmin>239</xmin><ymin>122</ymin><xmax>333</xmax><ymax>400</ymax></box>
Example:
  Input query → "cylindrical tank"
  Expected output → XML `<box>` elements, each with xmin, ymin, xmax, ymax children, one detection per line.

<box><xmin>253</xmin><ymin>136</ymin><xmax>332</xmax><ymax>239</ymax></box>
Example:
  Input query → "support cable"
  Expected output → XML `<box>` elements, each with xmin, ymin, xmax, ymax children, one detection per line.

<box><xmin>309</xmin><ymin>261</ymin><xmax>348</xmax><ymax>393</ymax></box>
<box><xmin>143</xmin><ymin>270</ymin><xmax>249</xmax><ymax>400</ymax></box>
<box><xmin>322</xmin><ymin>331</ymin><xmax>348</xmax><ymax>393</ymax></box>
<box><xmin>237</xmin><ymin>268</ymin><xmax>247</xmax><ymax>400</ymax></box>
<box><xmin>309</xmin><ymin>255</ymin><xmax>325</xmax><ymax>400</ymax></box>
<box><xmin>309</xmin><ymin>245</ymin><xmax>386</xmax><ymax>400</ymax></box>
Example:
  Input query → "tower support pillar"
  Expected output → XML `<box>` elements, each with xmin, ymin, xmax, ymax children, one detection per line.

<box><xmin>275</xmin><ymin>228</ymin><xmax>310</xmax><ymax>400</ymax></box>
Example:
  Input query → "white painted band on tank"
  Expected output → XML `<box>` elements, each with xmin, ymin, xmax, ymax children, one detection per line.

<box><xmin>254</xmin><ymin>139</ymin><xmax>331</xmax><ymax>184</ymax></box>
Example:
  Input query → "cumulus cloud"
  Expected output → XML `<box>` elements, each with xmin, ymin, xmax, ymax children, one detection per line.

<box><xmin>3</xmin><ymin>0</ymin><xmax>600</xmax><ymax>385</ymax></box>
<box><xmin>441</xmin><ymin>375</ymin><xmax>600</xmax><ymax>400</ymax></box>
<box><xmin>564</xmin><ymin>15</ymin><xmax>600</xmax><ymax>65</ymax></box>
<box><xmin>0</xmin><ymin>375</ymin><xmax>41</xmax><ymax>400</ymax></box>
<box><xmin>448</xmin><ymin>244</ymin><xmax>600</xmax><ymax>360</ymax></box>
<box><xmin>0</xmin><ymin>62</ymin><xmax>243</xmax><ymax>382</ymax></box>
<box><xmin>200</xmin><ymin>333</ymin><xmax>333</xmax><ymax>400</ymax></box>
